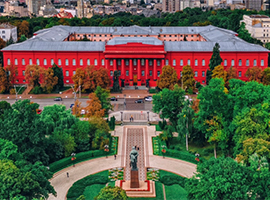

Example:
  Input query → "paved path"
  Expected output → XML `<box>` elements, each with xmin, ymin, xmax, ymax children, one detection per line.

<box><xmin>48</xmin><ymin>126</ymin><xmax>196</xmax><ymax>200</ymax></box>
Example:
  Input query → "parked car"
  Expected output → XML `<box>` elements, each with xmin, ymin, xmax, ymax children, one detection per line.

<box><xmin>54</xmin><ymin>97</ymin><xmax>62</xmax><ymax>101</ymax></box>
<box><xmin>110</xmin><ymin>97</ymin><xmax>118</xmax><ymax>101</ymax></box>
<box><xmin>135</xmin><ymin>99</ymin><xmax>144</xmax><ymax>103</ymax></box>
<box><xmin>144</xmin><ymin>96</ymin><xmax>153</xmax><ymax>102</ymax></box>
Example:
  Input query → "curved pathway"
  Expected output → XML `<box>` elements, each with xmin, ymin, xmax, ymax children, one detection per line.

<box><xmin>48</xmin><ymin>126</ymin><xmax>197</xmax><ymax>200</ymax></box>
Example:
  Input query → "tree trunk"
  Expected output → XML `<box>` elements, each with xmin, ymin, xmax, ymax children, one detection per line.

<box><xmin>214</xmin><ymin>143</ymin><xmax>217</xmax><ymax>158</ymax></box>
<box><xmin>186</xmin><ymin>133</ymin><xmax>188</xmax><ymax>151</ymax></box>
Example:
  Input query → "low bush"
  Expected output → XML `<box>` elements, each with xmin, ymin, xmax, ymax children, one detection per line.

<box><xmin>149</xmin><ymin>88</ymin><xmax>156</xmax><ymax>94</ymax></box>
<box><xmin>67</xmin><ymin>172</ymin><xmax>108</xmax><ymax>200</ymax></box>
<box><xmin>49</xmin><ymin>150</ymin><xmax>111</xmax><ymax>173</ymax></box>
<box><xmin>160</xmin><ymin>174</ymin><xmax>186</xmax><ymax>187</ymax></box>
<box><xmin>31</xmin><ymin>86</ymin><xmax>43</xmax><ymax>94</ymax></box>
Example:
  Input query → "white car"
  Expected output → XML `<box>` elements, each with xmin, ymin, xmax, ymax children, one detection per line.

<box><xmin>145</xmin><ymin>96</ymin><xmax>153</xmax><ymax>102</ymax></box>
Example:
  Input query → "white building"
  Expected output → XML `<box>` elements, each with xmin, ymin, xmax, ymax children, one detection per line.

<box><xmin>241</xmin><ymin>14</ymin><xmax>270</xmax><ymax>43</ymax></box>
<box><xmin>0</xmin><ymin>23</ymin><xmax>17</xmax><ymax>42</ymax></box>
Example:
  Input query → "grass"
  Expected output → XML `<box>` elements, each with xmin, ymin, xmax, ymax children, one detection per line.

<box><xmin>51</xmin><ymin>86</ymin><xmax>71</xmax><ymax>94</ymax></box>
<box><xmin>129</xmin><ymin>182</ymin><xmax>164</xmax><ymax>200</ymax></box>
<box><xmin>107</xmin><ymin>181</ymin><xmax>115</xmax><ymax>187</ymax></box>
<box><xmin>165</xmin><ymin>184</ymin><xmax>187</xmax><ymax>200</ymax></box>
<box><xmin>83</xmin><ymin>184</ymin><xmax>106</xmax><ymax>200</ymax></box>
<box><xmin>15</xmin><ymin>86</ymin><xmax>26</xmax><ymax>94</ymax></box>
<box><xmin>155</xmin><ymin>124</ymin><xmax>162</xmax><ymax>131</ymax></box>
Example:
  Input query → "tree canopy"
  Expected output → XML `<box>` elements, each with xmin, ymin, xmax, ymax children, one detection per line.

<box><xmin>157</xmin><ymin>65</ymin><xmax>178</xmax><ymax>90</ymax></box>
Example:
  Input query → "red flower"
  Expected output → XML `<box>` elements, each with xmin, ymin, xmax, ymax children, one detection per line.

<box><xmin>195</xmin><ymin>157</ymin><xmax>200</xmax><ymax>162</ymax></box>
<box><xmin>162</xmin><ymin>149</ymin><xmax>166</xmax><ymax>153</ymax></box>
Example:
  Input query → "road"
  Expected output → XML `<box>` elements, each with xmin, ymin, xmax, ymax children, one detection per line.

<box><xmin>3</xmin><ymin>98</ymin><xmax>153</xmax><ymax>111</ymax></box>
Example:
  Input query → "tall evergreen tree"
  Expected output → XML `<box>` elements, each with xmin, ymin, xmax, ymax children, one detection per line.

<box><xmin>52</xmin><ymin>64</ymin><xmax>64</xmax><ymax>92</ymax></box>
<box><xmin>206</xmin><ymin>43</ymin><xmax>223</xmax><ymax>84</ymax></box>
<box><xmin>112</xmin><ymin>70</ymin><xmax>121</xmax><ymax>92</ymax></box>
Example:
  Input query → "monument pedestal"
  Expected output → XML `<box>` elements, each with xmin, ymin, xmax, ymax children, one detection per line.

<box><xmin>130</xmin><ymin>170</ymin><xmax>139</xmax><ymax>188</ymax></box>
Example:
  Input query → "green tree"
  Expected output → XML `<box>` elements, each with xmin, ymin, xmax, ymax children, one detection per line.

<box><xmin>0</xmin><ymin>66</ymin><xmax>9</xmax><ymax>93</ymax></box>
<box><xmin>0</xmin><ymin>100</ymin><xmax>11</xmax><ymax>120</ymax></box>
<box><xmin>0</xmin><ymin>100</ymin><xmax>49</xmax><ymax>165</ymax></box>
<box><xmin>112</xmin><ymin>70</ymin><xmax>121</xmax><ymax>92</ymax></box>
<box><xmin>0</xmin><ymin>138</ymin><xmax>18</xmax><ymax>160</ymax></box>
<box><xmin>52</xmin><ymin>64</ymin><xmax>64</xmax><ymax>92</ymax></box>
<box><xmin>95</xmin><ymin>186</ymin><xmax>128</xmax><ymax>200</ymax></box>
<box><xmin>157</xmin><ymin>65</ymin><xmax>178</xmax><ymax>90</ymax></box>
<box><xmin>177</xmin><ymin>100</ymin><xmax>194</xmax><ymax>151</ymax></box>
<box><xmin>182</xmin><ymin>65</ymin><xmax>195</xmax><ymax>91</ymax></box>
<box><xmin>94</xmin><ymin>86</ymin><xmax>112</xmax><ymax>114</ymax></box>
<box><xmin>18</xmin><ymin>34</ymin><xmax>27</xmax><ymax>43</ymax></box>
<box><xmin>185</xmin><ymin>157</ymin><xmax>256</xmax><ymax>200</ymax></box>
<box><xmin>262</xmin><ymin>67</ymin><xmax>270</xmax><ymax>85</ymax></box>
<box><xmin>207</xmin><ymin>43</ymin><xmax>223</xmax><ymax>84</ymax></box>
<box><xmin>153</xmin><ymin>84</ymin><xmax>185</xmax><ymax>128</ymax></box>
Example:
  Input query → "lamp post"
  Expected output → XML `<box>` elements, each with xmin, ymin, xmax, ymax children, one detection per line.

<box><xmin>161</xmin><ymin>145</ymin><xmax>166</xmax><ymax>159</ymax></box>
<box><xmin>14</xmin><ymin>85</ymin><xmax>25</xmax><ymax>101</ymax></box>
<box><xmin>104</xmin><ymin>145</ymin><xmax>109</xmax><ymax>158</ymax></box>
<box><xmin>71</xmin><ymin>152</ymin><xmax>76</xmax><ymax>167</ymax></box>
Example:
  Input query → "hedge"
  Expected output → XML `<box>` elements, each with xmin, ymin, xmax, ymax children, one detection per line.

<box><xmin>160</xmin><ymin>174</ymin><xmax>187</xmax><ymax>187</ymax></box>
<box><xmin>149</xmin><ymin>88</ymin><xmax>156</xmax><ymax>94</ymax></box>
<box><xmin>165</xmin><ymin>149</ymin><xmax>205</xmax><ymax>164</ymax></box>
<box><xmin>49</xmin><ymin>150</ymin><xmax>112</xmax><ymax>173</ymax></box>
<box><xmin>67</xmin><ymin>171</ymin><xmax>108</xmax><ymax>200</ymax></box>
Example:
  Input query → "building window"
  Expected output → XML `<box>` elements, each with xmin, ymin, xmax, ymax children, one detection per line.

<box><xmin>231</xmin><ymin>59</ymin><xmax>234</xmax><ymax>66</ymax></box>
<box><xmin>14</xmin><ymin>59</ymin><xmax>18</xmax><ymax>65</ymax></box>
<box><xmin>165</xmin><ymin>59</ymin><xmax>169</xmax><ymax>65</ymax></box>
<box><xmin>180</xmin><ymin>59</ymin><xmax>183</xmax><ymax>66</ymax></box>
<box><xmin>94</xmin><ymin>59</ymin><xmax>97</xmax><ymax>66</ymax></box>
<box><xmin>65</xmin><ymin>59</ymin><xmax>68</xmax><ymax>66</ymax></box>
<box><xmin>58</xmin><ymin>59</ymin><xmax>61</xmax><ymax>65</ymax></box>
<box><xmin>246</xmin><ymin>59</ymin><xmax>249</xmax><ymax>66</ymax></box>
<box><xmin>7</xmin><ymin>58</ymin><xmax>10</xmax><ymax>65</ymax></box>
<box><xmin>254</xmin><ymin>59</ymin><xmax>257</xmax><ymax>66</ymax></box>
<box><xmin>133</xmin><ymin>59</ymin><xmax>137</xmax><ymax>66</ymax></box>
<box><xmin>202</xmin><ymin>81</ymin><xmax>205</xmax><ymax>84</ymax></box>
<box><xmin>126</xmin><ymin>59</ymin><xmax>129</xmax><ymax>66</ymax></box>
<box><xmin>261</xmin><ymin>59</ymin><xmax>264</xmax><ymax>66</ymax></box>
<box><xmin>110</xmin><ymin>60</ymin><xmax>113</xmax><ymax>66</ymax></box>
<box><xmin>238</xmin><ymin>71</ymin><xmax>242</xmax><ymax>77</ymax></box>
<box><xmin>118</xmin><ymin>59</ymin><xmax>121</xmax><ymax>65</ymax></box>
<box><xmin>126</xmin><ymin>70</ymin><xmax>129</xmax><ymax>76</ymax></box>
<box><xmin>66</xmin><ymin>71</ymin><xmax>69</xmax><ymax>77</ymax></box>
<box><xmin>187</xmin><ymin>59</ymin><xmax>191</xmax><ymax>65</ymax></box>
<box><xmin>72</xmin><ymin>59</ymin><xmax>76</xmax><ymax>66</ymax></box>
<box><xmin>2</xmin><ymin>30</ymin><xmax>5</xmax><ymax>34</ymax></box>
<box><xmin>66</xmin><ymin>80</ymin><xmax>69</xmax><ymax>83</ymax></box>
<box><xmin>202</xmin><ymin>71</ymin><xmax>205</xmax><ymax>77</ymax></box>
<box><xmin>195</xmin><ymin>71</ymin><xmax>198</xmax><ymax>77</ymax></box>
<box><xmin>22</xmin><ymin>70</ymin><xmax>25</xmax><ymax>76</ymax></box>
<box><xmin>180</xmin><ymin>71</ymin><xmax>182</xmax><ymax>77</ymax></box>
<box><xmin>101</xmin><ymin>59</ymin><xmax>104</xmax><ymax>66</ymax></box>
<box><xmin>87</xmin><ymin>59</ymin><xmax>90</xmax><ymax>65</ymax></box>
<box><xmin>195</xmin><ymin>59</ymin><xmax>198</xmax><ymax>66</ymax></box>
<box><xmin>224</xmin><ymin>59</ymin><xmax>227</xmax><ymax>66</ymax></box>
<box><xmin>37</xmin><ymin>59</ymin><xmax>40</xmax><ymax>65</ymax></box>
<box><xmin>73</xmin><ymin>70</ymin><xmax>76</xmax><ymax>75</ymax></box>
<box><xmin>149</xmin><ymin>60</ymin><xmax>153</xmax><ymax>66</ymax></box>
<box><xmin>22</xmin><ymin>59</ymin><xmax>25</xmax><ymax>65</ymax></box>
<box><xmin>157</xmin><ymin>60</ymin><xmax>160</xmax><ymax>66</ymax></box>
<box><xmin>239</xmin><ymin>59</ymin><xmax>242</xmax><ymax>66</ymax></box>
<box><xmin>141</xmin><ymin>59</ymin><xmax>145</xmax><ymax>66</ymax></box>
<box><xmin>44</xmin><ymin>59</ymin><xmax>47</xmax><ymax>66</ymax></box>
<box><xmin>110</xmin><ymin>71</ymin><xmax>113</xmax><ymax>76</ymax></box>
<box><xmin>142</xmin><ymin>70</ymin><xmax>145</xmax><ymax>76</ymax></box>
<box><xmin>202</xmin><ymin>59</ymin><xmax>205</xmax><ymax>66</ymax></box>
<box><xmin>51</xmin><ymin>59</ymin><xmax>54</xmax><ymax>66</ymax></box>
<box><xmin>157</xmin><ymin>71</ymin><xmax>160</xmax><ymax>77</ymax></box>
<box><xmin>150</xmin><ymin>70</ymin><xmax>152</xmax><ymax>76</ymax></box>
<box><xmin>173</xmin><ymin>59</ymin><xmax>176</xmax><ymax>66</ymax></box>
<box><xmin>80</xmin><ymin>59</ymin><xmax>83</xmax><ymax>66</ymax></box>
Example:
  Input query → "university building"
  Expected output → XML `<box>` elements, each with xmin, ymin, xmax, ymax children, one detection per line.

<box><xmin>2</xmin><ymin>25</ymin><xmax>268</xmax><ymax>87</ymax></box>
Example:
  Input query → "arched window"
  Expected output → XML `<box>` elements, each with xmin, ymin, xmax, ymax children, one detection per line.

<box><xmin>51</xmin><ymin>59</ymin><xmax>54</xmax><ymax>66</ymax></box>
<box><xmin>7</xmin><ymin>58</ymin><xmax>10</xmax><ymax>65</ymax></box>
<box><xmin>102</xmin><ymin>59</ymin><xmax>105</xmax><ymax>66</ymax></box>
<box><xmin>224</xmin><ymin>59</ymin><xmax>227</xmax><ymax>66</ymax></box>
<box><xmin>87</xmin><ymin>59</ymin><xmax>90</xmax><ymax>65</ymax></box>
<box><xmin>72</xmin><ymin>59</ymin><xmax>76</xmax><ymax>66</ymax></box>
<box><xmin>202</xmin><ymin>59</ymin><xmax>205</xmax><ymax>66</ymax></box>
<box><xmin>187</xmin><ymin>59</ymin><xmax>191</xmax><ymax>65</ymax></box>
<box><xmin>94</xmin><ymin>59</ymin><xmax>97</xmax><ymax>65</ymax></box>
<box><xmin>44</xmin><ymin>59</ymin><xmax>47</xmax><ymax>66</ymax></box>
<box><xmin>195</xmin><ymin>59</ymin><xmax>198</xmax><ymax>66</ymax></box>
<box><xmin>29</xmin><ymin>58</ymin><xmax>33</xmax><ymax>65</ymax></box>
<box><xmin>173</xmin><ymin>59</ymin><xmax>176</xmax><ymax>66</ymax></box>
<box><xmin>246</xmin><ymin>59</ymin><xmax>249</xmax><ymax>66</ymax></box>
<box><xmin>238</xmin><ymin>59</ymin><xmax>242</xmax><ymax>66</ymax></box>
<box><xmin>231</xmin><ymin>59</ymin><xmax>235</xmax><ymax>66</ymax></box>
<box><xmin>65</xmin><ymin>59</ymin><xmax>69</xmax><ymax>66</ymax></box>
<box><xmin>22</xmin><ymin>59</ymin><xmax>25</xmax><ymax>65</ymax></box>
<box><xmin>80</xmin><ymin>59</ymin><xmax>83</xmax><ymax>66</ymax></box>
<box><xmin>36</xmin><ymin>59</ymin><xmax>40</xmax><ymax>65</ymax></box>
<box><xmin>253</xmin><ymin>59</ymin><xmax>257</xmax><ymax>66</ymax></box>
<box><xmin>261</xmin><ymin>59</ymin><xmax>264</xmax><ymax>66</ymax></box>
<box><xmin>180</xmin><ymin>59</ymin><xmax>183</xmax><ymax>66</ymax></box>
<box><xmin>15</xmin><ymin>59</ymin><xmax>18</xmax><ymax>65</ymax></box>
<box><xmin>58</xmin><ymin>59</ymin><xmax>61</xmax><ymax>65</ymax></box>
<box><xmin>165</xmin><ymin>59</ymin><xmax>169</xmax><ymax>65</ymax></box>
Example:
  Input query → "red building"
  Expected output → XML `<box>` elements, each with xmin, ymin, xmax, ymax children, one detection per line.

<box><xmin>2</xmin><ymin>25</ymin><xmax>269</xmax><ymax>87</ymax></box>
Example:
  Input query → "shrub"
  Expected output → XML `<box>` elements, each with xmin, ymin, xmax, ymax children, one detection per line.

<box><xmin>31</xmin><ymin>86</ymin><xmax>43</xmax><ymax>94</ymax></box>
<box><xmin>9</xmin><ymin>88</ymin><xmax>15</xmax><ymax>94</ymax></box>
<box><xmin>158</xmin><ymin>120</ymin><xmax>167</xmax><ymax>130</ymax></box>
<box><xmin>188</xmin><ymin>88</ymin><xmax>193</xmax><ymax>94</ymax></box>
<box><xmin>149</xmin><ymin>88</ymin><xmax>156</xmax><ymax>94</ymax></box>
<box><xmin>160</xmin><ymin>174</ymin><xmax>186</xmax><ymax>187</ymax></box>
<box><xmin>196</xmin><ymin>82</ymin><xmax>202</xmax><ymax>90</ymax></box>
<box><xmin>165</xmin><ymin>149</ymin><xmax>205</xmax><ymax>164</ymax></box>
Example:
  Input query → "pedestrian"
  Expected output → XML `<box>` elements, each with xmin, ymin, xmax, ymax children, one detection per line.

<box><xmin>130</xmin><ymin>117</ymin><xmax>132</xmax><ymax>122</ymax></box>
<box><xmin>67</xmin><ymin>172</ymin><xmax>69</xmax><ymax>178</ymax></box>
<box><xmin>131</xmin><ymin>115</ymin><xmax>133</xmax><ymax>122</ymax></box>
<box><xmin>114</xmin><ymin>154</ymin><xmax>117</xmax><ymax>160</ymax></box>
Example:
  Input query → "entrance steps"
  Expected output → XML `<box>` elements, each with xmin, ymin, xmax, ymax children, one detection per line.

<box><xmin>122</xmin><ymin>122</ymin><xmax>149</xmax><ymax>126</ymax></box>
<box><xmin>123</xmin><ymin>86</ymin><xmax>148</xmax><ymax>90</ymax></box>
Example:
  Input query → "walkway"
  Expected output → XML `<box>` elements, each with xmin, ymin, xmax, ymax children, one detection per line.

<box><xmin>48</xmin><ymin>126</ymin><xmax>196</xmax><ymax>200</ymax></box>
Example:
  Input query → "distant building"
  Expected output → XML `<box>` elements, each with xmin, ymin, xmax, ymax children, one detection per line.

<box><xmin>162</xmin><ymin>0</ymin><xmax>191</xmax><ymax>12</ymax></box>
<box><xmin>0</xmin><ymin>23</ymin><xmax>17</xmax><ymax>42</ymax></box>
<box><xmin>26</xmin><ymin>0</ymin><xmax>46</xmax><ymax>15</ymax></box>
<box><xmin>4</xmin><ymin>1</ymin><xmax>29</xmax><ymax>17</ymax></box>
<box><xmin>242</xmin><ymin>14</ymin><xmax>270</xmax><ymax>43</ymax></box>
<box><xmin>245</xmin><ymin>0</ymin><xmax>263</xmax><ymax>11</ymax></box>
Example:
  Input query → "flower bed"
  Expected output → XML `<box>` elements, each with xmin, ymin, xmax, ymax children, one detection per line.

<box><xmin>108</xmin><ymin>167</ymin><xmax>124</xmax><ymax>181</ymax></box>
<box><xmin>147</xmin><ymin>168</ymin><xmax>160</xmax><ymax>181</ymax></box>
<box><xmin>152</xmin><ymin>137</ymin><xmax>160</xmax><ymax>155</ymax></box>
<box><xmin>111</xmin><ymin>136</ymin><xmax>118</xmax><ymax>155</ymax></box>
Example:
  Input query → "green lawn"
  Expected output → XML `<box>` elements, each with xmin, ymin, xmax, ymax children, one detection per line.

<box><xmin>107</xmin><ymin>181</ymin><xmax>115</xmax><ymax>187</ymax></box>
<box><xmin>83</xmin><ymin>184</ymin><xmax>106</xmax><ymax>200</ymax></box>
<box><xmin>129</xmin><ymin>182</ymin><xmax>164</xmax><ymax>200</ymax></box>
<box><xmin>165</xmin><ymin>184</ymin><xmax>187</xmax><ymax>200</ymax></box>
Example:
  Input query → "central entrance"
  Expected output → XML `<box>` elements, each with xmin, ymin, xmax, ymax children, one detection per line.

<box><xmin>133</xmin><ymin>74</ymin><xmax>137</xmax><ymax>85</ymax></box>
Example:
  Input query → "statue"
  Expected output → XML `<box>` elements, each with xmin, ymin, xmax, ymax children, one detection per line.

<box><xmin>129</xmin><ymin>146</ymin><xmax>139</xmax><ymax>171</ymax></box>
